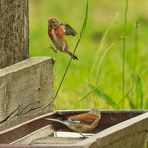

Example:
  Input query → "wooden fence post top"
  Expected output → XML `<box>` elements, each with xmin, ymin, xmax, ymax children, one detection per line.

<box><xmin>0</xmin><ymin>57</ymin><xmax>54</xmax><ymax>130</ymax></box>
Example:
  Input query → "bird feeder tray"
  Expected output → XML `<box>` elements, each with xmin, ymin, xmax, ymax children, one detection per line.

<box><xmin>0</xmin><ymin>110</ymin><xmax>147</xmax><ymax>148</ymax></box>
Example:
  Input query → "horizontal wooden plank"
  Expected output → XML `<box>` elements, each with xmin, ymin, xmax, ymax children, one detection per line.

<box><xmin>0</xmin><ymin>57</ymin><xmax>54</xmax><ymax>130</ymax></box>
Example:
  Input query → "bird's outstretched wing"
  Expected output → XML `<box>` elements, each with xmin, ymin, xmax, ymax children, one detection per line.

<box><xmin>61</xmin><ymin>23</ymin><xmax>77</xmax><ymax>36</ymax></box>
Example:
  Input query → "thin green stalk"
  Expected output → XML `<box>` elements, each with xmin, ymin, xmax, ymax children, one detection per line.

<box><xmin>133</xmin><ymin>21</ymin><xmax>140</xmax><ymax>73</ymax></box>
<box><xmin>132</xmin><ymin>74</ymin><xmax>144</xmax><ymax>109</ymax></box>
<box><xmin>121</xmin><ymin>0</ymin><xmax>128</xmax><ymax>108</ymax></box>
<box><xmin>54</xmin><ymin>0</ymin><xmax>89</xmax><ymax>103</ymax></box>
<box><xmin>96</xmin><ymin>38</ymin><xmax>120</xmax><ymax>84</ymax></box>
<box><xmin>116</xmin><ymin>85</ymin><xmax>133</xmax><ymax>109</ymax></box>
<box><xmin>73</xmin><ymin>83</ymin><xmax>101</xmax><ymax>107</ymax></box>
<box><xmin>89</xmin><ymin>13</ymin><xmax>119</xmax><ymax>82</ymax></box>
<box><xmin>54</xmin><ymin>40</ymin><xmax>79</xmax><ymax>100</ymax></box>
<box><xmin>41</xmin><ymin>0</ymin><xmax>89</xmax><ymax>110</ymax></box>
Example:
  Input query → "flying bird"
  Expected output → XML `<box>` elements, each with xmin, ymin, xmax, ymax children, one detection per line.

<box><xmin>48</xmin><ymin>17</ymin><xmax>78</xmax><ymax>60</ymax></box>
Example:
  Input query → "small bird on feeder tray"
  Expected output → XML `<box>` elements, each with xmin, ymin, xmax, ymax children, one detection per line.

<box><xmin>66</xmin><ymin>107</ymin><xmax>101</xmax><ymax>133</ymax></box>
<box><xmin>46</xmin><ymin>107</ymin><xmax>101</xmax><ymax>134</ymax></box>
<box><xmin>48</xmin><ymin>17</ymin><xmax>78</xmax><ymax>60</ymax></box>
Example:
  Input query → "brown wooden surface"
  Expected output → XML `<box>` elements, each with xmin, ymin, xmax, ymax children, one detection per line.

<box><xmin>0</xmin><ymin>57</ymin><xmax>54</xmax><ymax>131</ymax></box>
<box><xmin>0</xmin><ymin>0</ymin><xmax>29</xmax><ymax>68</ymax></box>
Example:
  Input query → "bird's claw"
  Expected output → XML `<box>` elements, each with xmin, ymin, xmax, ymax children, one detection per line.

<box><xmin>48</xmin><ymin>45</ymin><xmax>57</xmax><ymax>53</ymax></box>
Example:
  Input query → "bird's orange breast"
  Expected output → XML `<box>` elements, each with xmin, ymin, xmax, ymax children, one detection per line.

<box><xmin>54</xmin><ymin>26</ymin><xmax>64</xmax><ymax>38</ymax></box>
<box><xmin>48</xmin><ymin>26</ymin><xmax>64</xmax><ymax>41</ymax></box>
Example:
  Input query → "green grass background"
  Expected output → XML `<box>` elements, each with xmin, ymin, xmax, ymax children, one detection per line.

<box><xmin>29</xmin><ymin>0</ymin><xmax>148</xmax><ymax>109</ymax></box>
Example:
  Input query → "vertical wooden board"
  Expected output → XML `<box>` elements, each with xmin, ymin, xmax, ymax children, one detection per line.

<box><xmin>0</xmin><ymin>0</ymin><xmax>29</xmax><ymax>68</ymax></box>
<box><xmin>0</xmin><ymin>57</ymin><xmax>54</xmax><ymax>129</ymax></box>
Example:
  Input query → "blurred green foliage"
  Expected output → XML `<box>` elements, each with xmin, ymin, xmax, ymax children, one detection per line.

<box><xmin>30</xmin><ymin>0</ymin><xmax>148</xmax><ymax>109</ymax></box>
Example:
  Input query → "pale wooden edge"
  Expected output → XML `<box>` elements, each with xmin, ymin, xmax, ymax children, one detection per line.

<box><xmin>10</xmin><ymin>125</ymin><xmax>53</xmax><ymax>145</ymax></box>
<box><xmin>0</xmin><ymin>112</ymin><xmax>55</xmax><ymax>135</ymax></box>
<box><xmin>0</xmin><ymin>56</ymin><xmax>53</xmax><ymax>76</ymax></box>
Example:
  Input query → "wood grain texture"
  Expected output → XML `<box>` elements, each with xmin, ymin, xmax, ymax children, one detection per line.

<box><xmin>0</xmin><ymin>0</ymin><xmax>29</xmax><ymax>68</ymax></box>
<box><xmin>0</xmin><ymin>57</ymin><xmax>54</xmax><ymax>129</ymax></box>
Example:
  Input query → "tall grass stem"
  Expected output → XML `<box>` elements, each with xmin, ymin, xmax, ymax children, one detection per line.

<box><xmin>133</xmin><ymin>21</ymin><xmax>140</xmax><ymax>72</ymax></box>
<box><xmin>96</xmin><ymin>38</ymin><xmax>120</xmax><ymax>83</ymax></box>
<box><xmin>73</xmin><ymin>83</ymin><xmax>101</xmax><ymax>107</ymax></box>
<box><xmin>121</xmin><ymin>0</ymin><xmax>128</xmax><ymax>108</ymax></box>
<box><xmin>89</xmin><ymin>13</ymin><xmax>119</xmax><ymax>83</ymax></box>
<box><xmin>54</xmin><ymin>0</ymin><xmax>89</xmax><ymax>102</ymax></box>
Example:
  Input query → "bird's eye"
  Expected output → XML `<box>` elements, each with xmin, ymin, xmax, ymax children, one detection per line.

<box><xmin>52</xmin><ymin>20</ymin><xmax>55</xmax><ymax>24</ymax></box>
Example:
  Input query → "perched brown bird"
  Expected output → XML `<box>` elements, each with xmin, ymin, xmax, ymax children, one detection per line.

<box><xmin>66</xmin><ymin>107</ymin><xmax>101</xmax><ymax>133</ymax></box>
<box><xmin>46</xmin><ymin>107</ymin><xmax>101</xmax><ymax>133</ymax></box>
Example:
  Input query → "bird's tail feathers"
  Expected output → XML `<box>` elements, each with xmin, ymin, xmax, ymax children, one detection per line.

<box><xmin>66</xmin><ymin>50</ymin><xmax>78</xmax><ymax>60</ymax></box>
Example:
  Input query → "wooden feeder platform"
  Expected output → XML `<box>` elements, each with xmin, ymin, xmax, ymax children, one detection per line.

<box><xmin>0</xmin><ymin>110</ymin><xmax>148</xmax><ymax>147</ymax></box>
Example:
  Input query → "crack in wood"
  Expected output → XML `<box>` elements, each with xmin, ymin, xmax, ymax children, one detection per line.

<box><xmin>41</xmin><ymin>101</ymin><xmax>54</xmax><ymax>111</ymax></box>
<box><xmin>21</xmin><ymin>106</ymin><xmax>43</xmax><ymax>116</ymax></box>
<box><xmin>0</xmin><ymin>57</ymin><xmax>53</xmax><ymax>128</ymax></box>
<box><xmin>0</xmin><ymin>101</ymin><xmax>43</xmax><ymax>125</ymax></box>
<box><xmin>0</xmin><ymin>105</ymin><xmax>21</xmax><ymax>124</ymax></box>
<box><xmin>10</xmin><ymin>102</ymin><xmax>35</xmax><ymax>119</ymax></box>
<box><xmin>10</xmin><ymin>101</ymin><xmax>43</xmax><ymax>120</ymax></box>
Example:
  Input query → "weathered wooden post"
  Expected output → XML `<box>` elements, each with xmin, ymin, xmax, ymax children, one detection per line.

<box><xmin>0</xmin><ymin>0</ymin><xmax>54</xmax><ymax>130</ymax></box>
<box><xmin>0</xmin><ymin>0</ymin><xmax>29</xmax><ymax>68</ymax></box>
